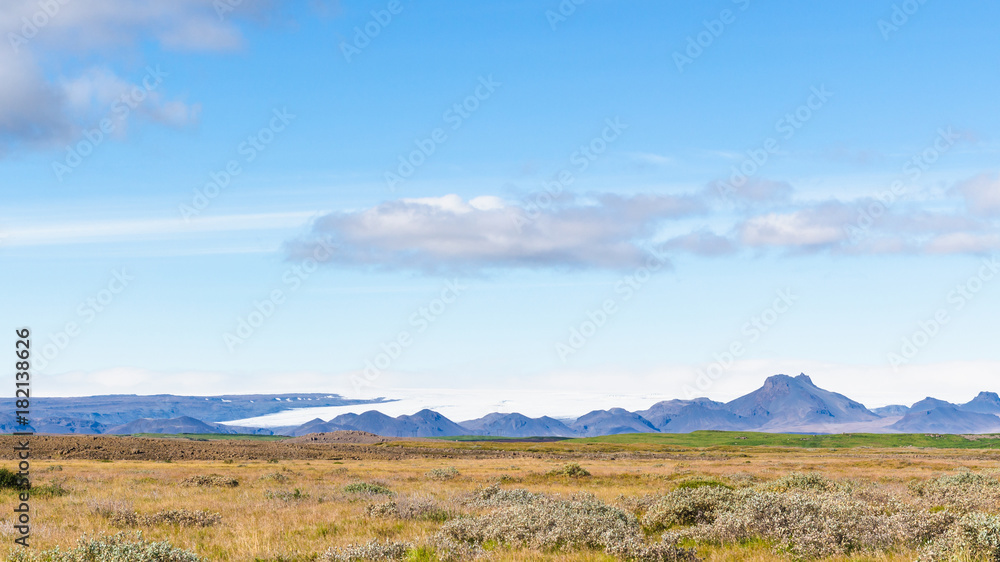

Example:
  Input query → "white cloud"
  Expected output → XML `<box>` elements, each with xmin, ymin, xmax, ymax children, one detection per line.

<box><xmin>954</xmin><ymin>172</ymin><xmax>1000</xmax><ymax>217</ymax></box>
<box><xmin>289</xmin><ymin>193</ymin><xmax>704</xmax><ymax>271</ymax></box>
<box><xmin>0</xmin><ymin>0</ymin><xmax>266</xmax><ymax>152</ymax></box>
<box><xmin>663</xmin><ymin>230</ymin><xmax>735</xmax><ymax>255</ymax></box>
<box><xmin>0</xmin><ymin>0</ymin><xmax>261</xmax><ymax>52</ymax></box>
<box><xmin>740</xmin><ymin>203</ymin><xmax>852</xmax><ymax>248</ymax></box>
<box><xmin>0</xmin><ymin>51</ymin><xmax>71</xmax><ymax>150</ymax></box>
<box><xmin>724</xmin><ymin>178</ymin><xmax>794</xmax><ymax>203</ymax></box>
<box><xmin>925</xmin><ymin>232</ymin><xmax>1000</xmax><ymax>254</ymax></box>
<box><xmin>734</xmin><ymin>186</ymin><xmax>1000</xmax><ymax>255</ymax></box>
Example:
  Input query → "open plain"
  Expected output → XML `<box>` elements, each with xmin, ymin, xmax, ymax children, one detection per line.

<box><xmin>3</xmin><ymin>433</ymin><xmax>1000</xmax><ymax>561</ymax></box>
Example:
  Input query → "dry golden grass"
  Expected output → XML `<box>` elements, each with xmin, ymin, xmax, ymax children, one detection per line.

<box><xmin>2</xmin><ymin>444</ymin><xmax>999</xmax><ymax>560</ymax></box>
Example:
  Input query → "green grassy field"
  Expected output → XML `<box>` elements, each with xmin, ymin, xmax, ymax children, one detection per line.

<box><xmin>129</xmin><ymin>433</ymin><xmax>290</xmax><ymax>441</ymax></box>
<box><xmin>123</xmin><ymin>430</ymin><xmax>1000</xmax><ymax>450</ymax></box>
<box><xmin>435</xmin><ymin>430</ymin><xmax>1000</xmax><ymax>449</ymax></box>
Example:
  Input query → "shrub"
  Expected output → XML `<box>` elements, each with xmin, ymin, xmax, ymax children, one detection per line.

<box><xmin>266</xmin><ymin>488</ymin><xmax>309</xmax><ymax>501</ymax></box>
<box><xmin>688</xmin><ymin>489</ymin><xmax>950</xmax><ymax>559</ymax></box>
<box><xmin>442</xmin><ymin>490</ymin><xmax>699</xmax><ymax>559</ymax></box>
<box><xmin>367</xmin><ymin>495</ymin><xmax>451</xmax><ymax>522</ymax></box>
<box><xmin>0</xmin><ymin>467</ymin><xmax>26</xmax><ymax>489</ymax></box>
<box><xmin>673</xmin><ymin>477</ymin><xmax>732</xmax><ymax>491</ymax></box>
<box><xmin>766</xmin><ymin>472</ymin><xmax>839</xmax><ymax>493</ymax></box>
<box><xmin>422</xmin><ymin>535</ymin><xmax>489</xmax><ymax>562</ymax></box>
<box><xmin>548</xmin><ymin>463</ymin><xmax>590</xmax><ymax>478</ymax></box>
<box><xmin>7</xmin><ymin>531</ymin><xmax>204</xmax><ymax>561</ymax></box>
<box><xmin>465</xmin><ymin>485</ymin><xmax>542</xmax><ymax>508</ymax></box>
<box><xmin>181</xmin><ymin>474</ymin><xmax>238</xmax><ymax>487</ymax></box>
<box><xmin>259</xmin><ymin>472</ymin><xmax>290</xmax><ymax>482</ymax></box>
<box><xmin>32</xmin><ymin>481</ymin><xmax>70</xmax><ymax>498</ymax></box>
<box><xmin>605</xmin><ymin>535</ymin><xmax>702</xmax><ymax>561</ymax></box>
<box><xmin>319</xmin><ymin>540</ymin><xmax>411</xmax><ymax>561</ymax></box>
<box><xmin>426</xmin><ymin>467</ymin><xmax>460</xmax><ymax>481</ymax></box>
<box><xmin>920</xmin><ymin>512</ymin><xmax>1000</xmax><ymax>561</ymax></box>
<box><xmin>343</xmin><ymin>482</ymin><xmax>394</xmax><ymax>496</ymax></box>
<box><xmin>95</xmin><ymin>503</ymin><xmax>222</xmax><ymax>528</ymax></box>
<box><xmin>643</xmin><ymin>486</ymin><xmax>737</xmax><ymax>530</ymax></box>
<box><xmin>910</xmin><ymin>470</ymin><xmax>1000</xmax><ymax>512</ymax></box>
<box><xmin>146</xmin><ymin>510</ymin><xmax>222</xmax><ymax>527</ymax></box>
<box><xmin>616</xmin><ymin>493</ymin><xmax>660</xmax><ymax>517</ymax></box>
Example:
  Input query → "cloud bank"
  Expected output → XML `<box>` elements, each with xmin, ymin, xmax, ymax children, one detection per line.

<box><xmin>289</xmin><ymin>171</ymin><xmax>1000</xmax><ymax>272</ymax></box>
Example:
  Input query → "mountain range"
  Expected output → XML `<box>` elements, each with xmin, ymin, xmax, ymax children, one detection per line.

<box><xmin>0</xmin><ymin>393</ymin><xmax>383</xmax><ymax>435</ymax></box>
<box><xmin>5</xmin><ymin>374</ymin><xmax>1000</xmax><ymax>437</ymax></box>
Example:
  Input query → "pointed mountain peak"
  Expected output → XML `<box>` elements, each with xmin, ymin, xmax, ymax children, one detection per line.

<box><xmin>795</xmin><ymin>373</ymin><xmax>814</xmax><ymax>385</ymax></box>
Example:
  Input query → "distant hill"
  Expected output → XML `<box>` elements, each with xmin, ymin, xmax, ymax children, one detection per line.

<box><xmin>6</xmin><ymin>375</ymin><xmax>1000</xmax><ymax>437</ymax></box>
<box><xmin>323</xmin><ymin>409</ymin><xmax>468</xmax><ymax>438</ymax></box>
<box><xmin>106</xmin><ymin>416</ymin><xmax>272</xmax><ymax>435</ymax></box>
<box><xmin>726</xmin><ymin>374</ymin><xmax>881</xmax><ymax>431</ymax></box>
<box><xmin>962</xmin><ymin>392</ymin><xmax>1000</xmax><ymax>415</ymax></box>
<box><xmin>636</xmin><ymin>398</ymin><xmax>728</xmax><ymax>429</ymax></box>
<box><xmin>459</xmin><ymin>413</ymin><xmax>576</xmax><ymax>437</ymax></box>
<box><xmin>910</xmin><ymin>397</ymin><xmax>954</xmax><ymax>412</ymax></box>
<box><xmin>571</xmin><ymin>408</ymin><xmax>658</xmax><ymax>437</ymax></box>
<box><xmin>872</xmin><ymin>405</ymin><xmax>910</xmax><ymax>416</ymax></box>
<box><xmin>0</xmin><ymin>393</ymin><xmax>383</xmax><ymax>435</ymax></box>
<box><xmin>284</xmin><ymin>418</ymin><xmax>352</xmax><ymax>437</ymax></box>
<box><xmin>658</xmin><ymin>403</ymin><xmax>754</xmax><ymax>433</ymax></box>
<box><xmin>890</xmin><ymin>406</ymin><xmax>1000</xmax><ymax>434</ymax></box>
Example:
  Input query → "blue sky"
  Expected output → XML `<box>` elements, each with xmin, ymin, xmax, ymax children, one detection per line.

<box><xmin>2</xmin><ymin>0</ymin><xmax>999</xmax><ymax>408</ymax></box>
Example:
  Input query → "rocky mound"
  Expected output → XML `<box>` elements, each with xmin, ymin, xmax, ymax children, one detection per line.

<box><xmin>286</xmin><ymin>430</ymin><xmax>412</xmax><ymax>444</ymax></box>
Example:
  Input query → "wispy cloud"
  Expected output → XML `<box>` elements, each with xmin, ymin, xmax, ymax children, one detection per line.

<box><xmin>3</xmin><ymin>211</ymin><xmax>316</xmax><ymax>247</ymax></box>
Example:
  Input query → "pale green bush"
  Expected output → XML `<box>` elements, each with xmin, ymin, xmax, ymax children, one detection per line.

<box><xmin>8</xmin><ymin>532</ymin><xmax>203</xmax><ymax>562</ymax></box>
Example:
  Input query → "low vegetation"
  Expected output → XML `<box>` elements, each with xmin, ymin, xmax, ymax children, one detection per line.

<box><xmin>180</xmin><ymin>474</ymin><xmax>238</xmax><ymax>487</ymax></box>
<box><xmin>426</xmin><ymin>467</ymin><xmax>460</xmax><ymax>481</ymax></box>
<box><xmin>3</xmin><ymin>440</ymin><xmax>1000</xmax><ymax>560</ymax></box>
<box><xmin>0</xmin><ymin>467</ymin><xmax>26</xmax><ymax>489</ymax></box>
<box><xmin>343</xmin><ymin>481</ymin><xmax>395</xmax><ymax>496</ymax></box>
<box><xmin>7</xmin><ymin>532</ymin><xmax>204</xmax><ymax>562</ymax></box>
